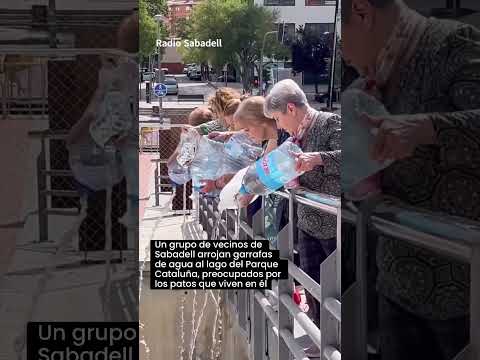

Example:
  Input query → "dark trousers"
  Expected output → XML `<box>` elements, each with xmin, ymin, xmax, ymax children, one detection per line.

<box><xmin>297</xmin><ymin>229</ymin><xmax>336</xmax><ymax>326</ymax></box>
<box><xmin>379</xmin><ymin>295</ymin><xmax>469</xmax><ymax>360</ymax></box>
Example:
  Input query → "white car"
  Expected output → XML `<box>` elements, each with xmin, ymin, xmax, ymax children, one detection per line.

<box><xmin>164</xmin><ymin>77</ymin><xmax>178</xmax><ymax>95</ymax></box>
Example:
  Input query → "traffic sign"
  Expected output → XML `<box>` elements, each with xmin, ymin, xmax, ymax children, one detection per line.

<box><xmin>154</xmin><ymin>83</ymin><xmax>168</xmax><ymax>97</ymax></box>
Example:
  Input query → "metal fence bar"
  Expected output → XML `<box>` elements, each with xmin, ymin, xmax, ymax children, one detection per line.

<box><xmin>471</xmin><ymin>245</ymin><xmax>480</xmax><ymax>360</ymax></box>
<box><xmin>196</xmin><ymin>189</ymin><xmax>341</xmax><ymax>360</ymax></box>
<box><xmin>287</xmin><ymin>260</ymin><xmax>322</xmax><ymax>303</ymax></box>
<box><xmin>324</xmin><ymin>346</ymin><xmax>342</xmax><ymax>360</ymax></box>
<box><xmin>354</xmin><ymin>200</ymin><xmax>375</xmax><ymax>360</ymax></box>
<box><xmin>37</xmin><ymin>136</ymin><xmax>48</xmax><ymax>243</ymax></box>
<box><xmin>252</xmin><ymin>290</ymin><xmax>268</xmax><ymax>360</ymax></box>
<box><xmin>342</xmin><ymin>194</ymin><xmax>480</xmax><ymax>360</ymax></box>
<box><xmin>277</xmin><ymin>190</ymin><xmax>297</xmax><ymax>360</ymax></box>
<box><xmin>324</xmin><ymin>297</ymin><xmax>341</xmax><ymax>323</ymax></box>
<box><xmin>279</xmin><ymin>293</ymin><xmax>321</xmax><ymax>349</ymax></box>
<box><xmin>278</xmin><ymin>329</ymin><xmax>309</xmax><ymax>360</ymax></box>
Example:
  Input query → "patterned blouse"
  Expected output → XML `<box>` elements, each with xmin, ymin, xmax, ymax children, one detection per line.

<box><xmin>297</xmin><ymin>110</ymin><xmax>341</xmax><ymax>239</ymax></box>
<box><xmin>376</xmin><ymin>18</ymin><xmax>480</xmax><ymax>320</ymax></box>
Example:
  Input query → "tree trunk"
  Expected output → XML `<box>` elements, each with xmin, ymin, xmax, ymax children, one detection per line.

<box><xmin>240</xmin><ymin>61</ymin><xmax>252</xmax><ymax>93</ymax></box>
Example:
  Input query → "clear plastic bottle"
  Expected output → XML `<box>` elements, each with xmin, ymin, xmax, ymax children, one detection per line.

<box><xmin>172</xmin><ymin>129</ymin><xmax>261</xmax><ymax>192</ymax></box>
<box><xmin>222</xmin><ymin>132</ymin><xmax>262</xmax><ymax>174</ymax></box>
<box><xmin>224</xmin><ymin>132</ymin><xmax>261</xmax><ymax>160</ymax></box>
<box><xmin>239</xmin><ymin>139</ymin><xmax>303</xmax><ymax>195</ymax></box>
<box><xmin>341</xmin><ymin>87</ymin><xmax>393</xmax><ymax>195</ymax></box>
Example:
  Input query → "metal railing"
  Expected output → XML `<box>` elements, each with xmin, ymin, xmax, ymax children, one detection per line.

<box><xmin>342</xmin><ymin>197</ymin><xmax>480</xmax><ymax>360</ymax></box>
<box><xmin>196</xmin><ymin>189</ymin><xmax>342</xmax><ymax>360</ymax></box>
<box><xmin>28</xmin><ymin>130</ymin><xmax>80</xmax><ymax>243</ymax></box>
<box><xmin>141</xmin><ymin>123</ymin><xmax>192</xmax><ymax>221</ymax></box>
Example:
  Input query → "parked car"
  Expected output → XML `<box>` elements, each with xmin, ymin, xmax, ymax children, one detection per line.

<box><xmin>188</xmin><ymin>66</ymin><xmax>202</xmax><ymax>80</ymax></box>
<box><xmin>187</xmin><ymin>65</ymin><xmax>197</xmax><ymax>79</ymax></box>
<box><xmin>183</xmin><ymin>66</ymin><xmax>189</xmax><ymax>74</ymax></box>
<box><xmin>164</xmin><ymin>77</ymin><xmax>178</xmax><ymax>95</ymax></box>
<box><xmin>161</xmin><ymin>67</ymin><xmax>169</xmax><ymax>75</ymax></box>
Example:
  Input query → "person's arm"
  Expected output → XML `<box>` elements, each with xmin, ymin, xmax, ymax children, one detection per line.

<box><xmin>368</xmin><ymin>25</ymin><xmax>480</xmax><ymax>164</ymax></box>
<box><xmin>264</xmin><ymin>138</ymin><xmax>278</xmax><ymax>154</ymax></box>
<box><xmin>302</xmin><ymin>114</ymin><xmax>341</xmax><ymax>177</ymax></box>
<box><xmin>200</xmin><ymin>173</ymin><xmax>235</xmax><ymax>193</ymax></box>
<box><xmin>429</xmin><ymin>26</ymin><xmax>480</xmax><ymax>153</ymax></box>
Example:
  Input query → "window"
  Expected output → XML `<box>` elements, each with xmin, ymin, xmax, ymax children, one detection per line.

<box><xmin>305</xmin><ymin>0</ymin><xmax>324</xmax><ymax>5</ymax></box>
<box><xmin>277</xmin><ymin>23</ymin><xmax>296</xmax><ymax>44</ymax></box>
<box><xmin>304</xmin><ymin>23</ymin><xmax>334</xmax><ymax>38</ymax></box>
<box><xmin>264</xmin><ymin>0</ymin><xmax>295</xmax><ymax>6</ymax></box>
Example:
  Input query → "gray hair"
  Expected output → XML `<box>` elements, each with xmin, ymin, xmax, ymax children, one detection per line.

<box><xmin>264</xmin><ymin>79</ymin><xmax>308</xmax><ymax>117</ymax></box>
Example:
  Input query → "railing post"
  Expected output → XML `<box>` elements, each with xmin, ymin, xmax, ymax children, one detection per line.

<box><xmin>183</xmin><ymin>182</ymin><xmax>186</xmax><ymax>223</ymax></box>
<box><xmin>321</xmin><ymin>250</ymin><xmax>340</xmax><ymax>356</ymax></box>
<box><xmin>278</xmin><ymin>190</ymin><xmax>296</xmax><ymax>360</ymax></box>
<box><xmin>154</xmin><ymin>163</ymin><xmax>159</xmax><ymax>207</ymax></box>
<box><xmin>470</xmin><ymin>245</ymin><xmax>480</xmax><ymax>360</ymax></box>
<box><xmin>355</xmin><ymin>197</ymin><xmax>379</xmax><ymax>360</ymax></box>
<box><xmin>251</xmin><ymin>289</ymin><xmax>266</xmax><ymax>360</ymax></box>
<box><xmin>37</xmin><ymin>137</ymin><xmax>48</xmax><ymax>243</ymax></box>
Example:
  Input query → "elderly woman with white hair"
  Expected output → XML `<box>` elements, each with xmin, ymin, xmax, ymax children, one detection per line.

<box><xmin>264</xmin><ymin>79</ymin><xmax>341</xmax><ymax>357</ymax></box>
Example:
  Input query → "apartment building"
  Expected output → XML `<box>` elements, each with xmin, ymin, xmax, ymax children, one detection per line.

<box><xmin>254</xmin><ymin>0</ymin><xmax>336</xmax><ymax>41</ymax></box>
<box><xmin>254</xmin><ymin>0</ymin><xmax>337</xmax><ymax>87</ymax></box>
<box><xmin>167</xmin><ymin>0</ymin><xmax>197</xmax><ymax>36</ymax></box>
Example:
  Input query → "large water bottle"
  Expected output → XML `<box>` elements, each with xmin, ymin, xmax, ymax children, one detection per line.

<box><xmin>189</xmin><ymin>137</ymin><xmax>224</xmax><ymax>191</ymax></box>
<box><xmin>239</xmin><ymin>139</ymin><xmax>303</xmax><ymax>195</ymax></box>
<box><xmin>222</xmin><ymin>132</ymin><xmax>262</xmax><ymax>173</ymax></box>
<box><xmin>224</xmin><ymin>132</ymin><xmax>261</xmax><ymax>159</ymax></box>
<box><xmin>172</xmin><ymin>129</ymin><xmax>262</xmax><ymax>192</ymax></box>
<box><xmin>341</xmin><ymin>87</ymin><xmax>394</xmax><ymax>195</ymax></box>
<box><xmin>68</xmin><ymin>135</ymin><xmax>123</xmax><ymax>191</ymax></box>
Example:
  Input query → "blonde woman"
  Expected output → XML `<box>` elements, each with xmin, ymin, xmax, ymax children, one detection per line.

<box><xmin>199</xmin><ymin>96</ymin><xmax>274</xmax><ymax>194</ymax></box>
<box><xmin>204</xmin><ymin>88</ymin><xmax>245</xmax><ymax>141</ymax></box>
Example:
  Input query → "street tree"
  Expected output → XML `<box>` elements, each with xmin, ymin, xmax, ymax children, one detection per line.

<box><xmin>180</xmin><ymin>0</ymin><xmax>287</xmax><ymax>91</ymax></box>
<box><xmin>139</xmin><ymin>0</ymin><xmax>157</xmax><ymax>62</ymax></box>
<box><xmin>143</xmin><ymin>0</ymin><xmax>168</xmax><ymax>18</ymax></box>
<box><xmin>174</xmin><ymin>18</ymin><xmax>190</xmax><ymax>39</ymax></box>
<box><xmin>291</xmin><ymin>26</ymin><xmax>330</xmax><ymax>94</ymax></box>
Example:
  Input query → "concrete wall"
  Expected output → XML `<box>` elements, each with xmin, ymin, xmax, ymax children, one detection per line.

<box><xmin>140</xmin><ymin>282</ymin><xmax>250</xmax><ymax>360</ymax></box>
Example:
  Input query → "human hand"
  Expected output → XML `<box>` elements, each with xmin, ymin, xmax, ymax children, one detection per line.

<box><xmin>363</xmin><ymin>113</ymin><xmax>436</xmax><ymax>163</ymax></box>
<box><xmin>237</xmin><ymin>194</ymin><xmax>254</xmax><ymax>208</ymax></box>
<box><xmin>294</xmin><ymin>152</ymin><xmax>323</xmax><ymax>173</ymax></box>
<box><xmin>200</xmin><ymin>179</ymin><xmax>218</xmax><ymax>193</ymax></box>
<box><xmin>208</xmin><ymin>131</ymin><xmax>235</xmax><ymax>142</ymax></box>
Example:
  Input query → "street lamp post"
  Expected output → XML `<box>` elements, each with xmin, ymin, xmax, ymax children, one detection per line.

<box><xmin>327</xmin><ymin>0</ymin><xmax>339</xmax><ymax>110</ymax></box>
<box><xmin>260</xmin><ymin>31</ymin><xmax>277</xmax><ymax>96</ymax></box>
<box><xmin>154</xmin><ymin>14</ymin><xmax>167</xmax><ymax>113</ymax></box>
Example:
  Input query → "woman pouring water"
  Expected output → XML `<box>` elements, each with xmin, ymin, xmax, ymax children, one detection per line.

<box><xmin>263</xmin><ymin>79</ymin><xmax>341</xmax><ymax>358</ymax></box>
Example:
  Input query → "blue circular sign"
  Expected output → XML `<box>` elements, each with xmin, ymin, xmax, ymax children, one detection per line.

<box><xmin>154</xmin><ymin>83</ymin><xmax>168</xmax><ymax>97</ymax></box>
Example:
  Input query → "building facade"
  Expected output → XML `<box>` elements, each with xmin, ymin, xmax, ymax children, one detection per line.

<box><xmin>255</xmin><ymin>0</ymin><xmax>336</xmax><ymax>37</ymax></box>
<box><xmin>254</xmin><ymin>0</ymin><xmax>337</xmax><ymax>87</ymax></box>
<box><xmin>167</xmin><ymin>0</ymin><xmax>197</xmax><ymax>36</ymax></box>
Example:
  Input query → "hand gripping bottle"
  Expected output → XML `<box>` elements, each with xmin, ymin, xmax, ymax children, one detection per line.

<box><xmin>239</xmin><ymin>139</ymin><xmax>303</xmax><ymax>195</ymax></box>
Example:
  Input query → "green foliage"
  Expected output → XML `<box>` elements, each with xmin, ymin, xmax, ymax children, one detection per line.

<box><xmin>139</xmin><ymin>0</ymin><xmax>168</xmax><ymax>61</ymax></box>
<box><xmin>143</xmin><ymin>0</ymin><xmax>168</xmax><ymax>17</ymax></box>
<box><xmin>139</xmin><ymin>0</ymin><xmax>157</xmax><ymax>60</ymax></box>
<box><xmin>182</xmin><ymin>0</ymin><xmax>287</xmax><ymax>90</ymax></box>
<box><xmin>174</xmin><ymin>18</ymin><xmax>190</xmax><ymax>39</ymax></box>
